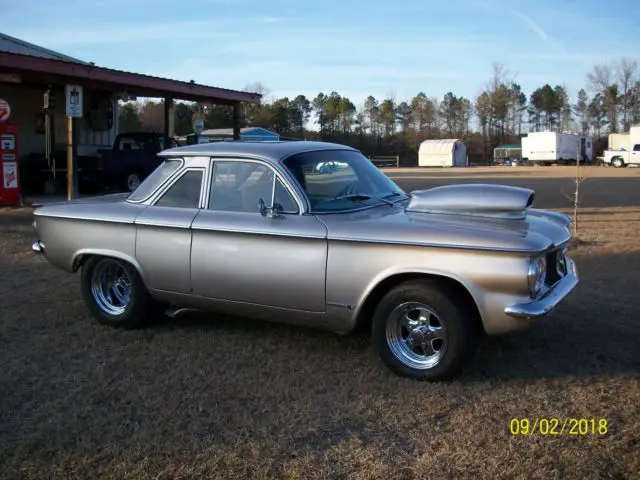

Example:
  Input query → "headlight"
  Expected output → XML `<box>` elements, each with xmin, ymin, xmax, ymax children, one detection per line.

<box><xmin>528</xmin><ymin>255</ymin><xmax>546</xmax><ymax>298</ymax></box>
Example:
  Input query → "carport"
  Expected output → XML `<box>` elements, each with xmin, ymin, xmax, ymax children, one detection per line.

<box><xmin>0</xmin><ymin>35</ymin><xmax>261</xmax><ymax>200</ymax></box>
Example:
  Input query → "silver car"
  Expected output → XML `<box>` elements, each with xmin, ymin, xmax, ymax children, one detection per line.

<box><xmin>31</xmin><ymin>141</ymin><xmax>579</xmax><ymax>381</ymax></box>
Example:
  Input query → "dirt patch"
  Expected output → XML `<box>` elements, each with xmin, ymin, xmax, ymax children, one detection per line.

<box><xmin>0</xmin><ymin>193</ymin><xmax>638</xmax><ymax>479</ymax></box>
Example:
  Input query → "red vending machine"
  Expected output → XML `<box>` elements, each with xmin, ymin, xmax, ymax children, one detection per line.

<box><xmin>0</xmin><ymin>118</ymin><xmax>21</xmax><ymax>206</ymax></box>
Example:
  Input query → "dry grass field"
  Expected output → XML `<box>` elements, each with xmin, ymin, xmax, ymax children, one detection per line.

<box><xmin>1</xmin><ymin>168</ymin><xmax>639</xmax><ymax>479</ymax></box>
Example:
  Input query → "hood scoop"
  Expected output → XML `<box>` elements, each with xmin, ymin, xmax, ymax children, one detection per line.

<box><xmin>405</xmin><ymin>183</ymin><xmax>535</xmax><ymax>220</ymax></box>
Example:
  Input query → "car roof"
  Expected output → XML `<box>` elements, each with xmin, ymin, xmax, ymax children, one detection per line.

<box><xmin>157</xmin><ymin>140</ymin><xmax>358</xmax><ymax>164</ymax></box>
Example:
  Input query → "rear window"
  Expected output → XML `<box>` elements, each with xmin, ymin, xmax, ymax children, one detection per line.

<box><xmin>127</xmin><ymin>158</ymin><xmax>183</xmax><ymax>202</ymax></box>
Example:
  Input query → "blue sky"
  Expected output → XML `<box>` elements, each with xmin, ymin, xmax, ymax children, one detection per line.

<box><xmin>3</xmin><ymin>0</ymin><xmax>639</xmax><ymax>111</ymax></box>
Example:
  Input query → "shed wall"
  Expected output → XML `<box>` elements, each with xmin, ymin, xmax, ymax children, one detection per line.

<box><xmin>0</xmin><ymin>84</ymin><xmax>118</xmax><ymax>157</ymax></box>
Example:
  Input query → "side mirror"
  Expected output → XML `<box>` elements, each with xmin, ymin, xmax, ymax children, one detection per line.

<box><xmin>259</xmin><ymin>198</ymin><xmax>283</xmax><ymax>219</ymax></box>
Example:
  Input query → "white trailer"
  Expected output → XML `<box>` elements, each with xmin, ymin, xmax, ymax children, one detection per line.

<box><xmin>521</xmin><ymin>131</ymin><xmax>593</xmax><ymax>165</ymax></box>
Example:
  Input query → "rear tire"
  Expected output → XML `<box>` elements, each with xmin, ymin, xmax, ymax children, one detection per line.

<box><xmin>371</xmin><ymin>279</ymin><xmax>478</xmax><ymax>381</ymax></box>
<box><xmin>612</xmin><ymin>157</ymin><xmax>624</xmax><ymax>168</ymax></box>
<box><xmin>80</xmin><ymin>256</ymin><xmax>161</xmax><ymax>329</ymax></box>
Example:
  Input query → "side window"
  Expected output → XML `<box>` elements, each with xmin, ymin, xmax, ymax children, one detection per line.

<box><xmin>155</xmin><ymin>170</ymin><xmax>203</xmax><ymax>209</ymax></box>
<box><xmin>209</xmin><ymin>161</ymin><xmax>299</xmax><ymax>214</ymax></box>
<box><xmin>633</xmin><ymin>144</ymin><xmax>640</xmax><ymax>152</ymax></box>
<box><xmin>274</xmin><ymin>178</ymin><xmax>299</xmax><ymax>213</ymax></box>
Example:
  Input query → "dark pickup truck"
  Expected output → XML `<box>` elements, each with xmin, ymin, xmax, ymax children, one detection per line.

<box><xmin>96</xmin><ymin>132</ymin><xmax>182</xmax><ymax>192</ymax></box>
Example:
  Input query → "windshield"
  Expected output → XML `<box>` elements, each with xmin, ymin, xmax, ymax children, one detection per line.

<box><xmin>283</xmin><ymin>149</ymin><xmax>406</xmax><ymax>213</ymax></box>
<box><xmin>127</xmin><ymin>158</ymin><xmax>183</xmax><ymax>202</ymax></box>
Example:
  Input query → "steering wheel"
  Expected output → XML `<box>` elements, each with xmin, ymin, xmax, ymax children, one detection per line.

<box><xmin>335</xmin><ymin>181</ymin><xmax>361</xmax><ymax>198</ymax></box>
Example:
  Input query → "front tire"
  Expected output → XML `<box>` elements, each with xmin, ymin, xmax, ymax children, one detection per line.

<box><xmin>80</xmin><ymin>256</ymin><xmax>159</xmax><ymax>329</ymax></box>
<box><xmin>371</xmin><ymin>279</ymin><xmax>478</xmax><ymax>381</ymax></box>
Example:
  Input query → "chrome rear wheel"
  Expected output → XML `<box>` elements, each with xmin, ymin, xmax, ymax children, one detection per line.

<box><xmin>90</xmin><ymin>258</ymin><xmax>132</xmax><ymax>316</ymax></box>
<box><xmin>81</xmin><ymin>256</ymin><xmax>158</xmax><ymax>329</ymax></box>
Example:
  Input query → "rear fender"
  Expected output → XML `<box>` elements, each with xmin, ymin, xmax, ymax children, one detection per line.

<box><xmin>72</xmin><ymin>248</ymin><xmax>145</xmax><ymax>279</ymax></box>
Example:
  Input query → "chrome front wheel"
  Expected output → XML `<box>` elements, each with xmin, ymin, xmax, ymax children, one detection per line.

<box><xmin>385</xmin><ymin>302</ymin><xmax>448</xmax><ymax>370</ymax></box>
<box><xmin>372</xmin><ymin>279</ymin><xmax>478</xmax><ymax>381</ymax></box>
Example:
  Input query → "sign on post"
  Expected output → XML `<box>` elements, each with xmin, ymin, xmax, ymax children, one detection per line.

<box><xmin>65</xmin><ymin>85</ymin><xmax>83</xmax><ymax>117</ymax></box>
<box><xmin>192</xmin><ymin>111</ymin><xmax>205</xmax><ymax>135</ymax></box>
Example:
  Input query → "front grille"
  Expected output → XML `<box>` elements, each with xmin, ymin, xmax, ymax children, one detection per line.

<box><xmin>545</xmin><ymin>247</ymin><xmax>567</xmax><ymax>286</ymax></box>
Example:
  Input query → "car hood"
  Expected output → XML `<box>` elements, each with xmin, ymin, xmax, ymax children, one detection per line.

<box><xmin>320</xmin><ymin>185</ymin><xmax>571</xmax><ymax>253</ymax></box>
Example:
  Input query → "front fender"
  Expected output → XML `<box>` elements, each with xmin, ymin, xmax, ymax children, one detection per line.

<box><xmin>352</xmin><ymin>265</ymin><xmax>484</xmax><ymax>321</ymax></box>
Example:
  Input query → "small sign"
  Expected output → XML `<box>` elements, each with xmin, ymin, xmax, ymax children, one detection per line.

<box><xmin>3</xmin><ymin>161</ymin><xmax>18</xmax><ymax>189</ymax></box>
<box><xmin>2</xmin><ymin>153</ymin><xmax>16</xmax><ymax>161</ymax></box>
<box><xmin>65</xmin><ymin>84</ymin><xmax>83</xmax><ymax>117</ymax></box>
<box><xmin>1</xmin><ymin>134</ymin><xmax>15</xmax><ymax>150</ymax></box>
<box><xmin>192</xmin><ymin>111</ymin><xmax>205</xmax><ymax>135</ymax></box>
<box><xmin>0</xmin><ymin>99</ymin><xmax>10</xmax><ymax>122</ymax></box>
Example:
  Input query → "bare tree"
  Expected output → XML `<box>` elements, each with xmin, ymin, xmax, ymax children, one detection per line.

<box><xmin>243</xmin><ymin>81</ymin><xmax>270</xmax><ymax>99</ymax></box>
<box><xmin>586</xmin><ymin>63</ymin><xmax>614</xmax><ymax>92</ymax></box>
<box><xmin>569</xmin><ymin>144</ymin><xmax>587</xmax><ymax>237</ymax></box>
<box><xmin>485</xmin><ymin>62</ymin><xmax>512</xmax><ymax>92</ymax></box>
<box><xmin>616</xmin><ymin>58</ymin><xmax>638</xmax><ymax>131</ymax></box>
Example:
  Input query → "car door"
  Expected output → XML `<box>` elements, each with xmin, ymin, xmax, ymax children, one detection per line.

<box><xmin>190</xmin><ymin>158</ymin><xmax>328</xmax><ymax>312</ymax></box>
<box><xmin>632</xmin><ymin>144</ymin><xmax>640</xmax><ymax>164</ymax></box>
<box><xmin>135</xmin><ymin>165</ymin><xmax>206</xmax><ymax>294</ymax></box>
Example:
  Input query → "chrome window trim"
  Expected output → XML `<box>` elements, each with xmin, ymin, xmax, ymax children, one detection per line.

<box><xmin>205</xmin><ymin>156</ymin><xmax>305</xmax><ymax>215</ymax></box>
<box><xmin>125</xmin><ymin>157</ymin><xmax>185</xmax><ymax>204</ymax></box>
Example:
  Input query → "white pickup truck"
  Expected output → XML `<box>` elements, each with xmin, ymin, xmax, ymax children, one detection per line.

<box><xmin>603</xmin><ymin>145</ymin><xmax>640</xmax><ymax>167</ymax></box>
<box><xmin>602</xmin><ymin>126</ymin><xmax>640</xmax><ymax>167</ymax></box>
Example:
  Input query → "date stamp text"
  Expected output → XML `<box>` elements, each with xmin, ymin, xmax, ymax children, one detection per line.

<box><xmin>509</xmin><ymin>418</ymin><xmax>608</xmax><ymax>436</ymax></box>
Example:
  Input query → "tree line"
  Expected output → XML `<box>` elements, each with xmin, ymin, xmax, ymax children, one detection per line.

<box><xmin>118</xmin><ymin>58</ymin><xmax>640</xmax><ymax>164</ymax></box>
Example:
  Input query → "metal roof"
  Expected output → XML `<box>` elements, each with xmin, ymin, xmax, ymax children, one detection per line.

<box><xmin>418</xmin><ymin>139</ymin><xmax>464</xmax><ymax>153</ymax></box>
<box><xmin>0</xmin><ymin>50</ymin><xmax>261</xmax><ymax>104</ymax></box>
<box><xmin>0</xmin><ymin>32</ymin><xmax>88</xmax><ymax>64</ymax></box>
<box><xmin>158</xmin><ymin>140</ymin><xmax>356</xmax><ymax>163</ymax></box>
<box><xmin>199</xmin><ymin>127</ymin><xmax>278</xmax><ymax>136</ymax></box>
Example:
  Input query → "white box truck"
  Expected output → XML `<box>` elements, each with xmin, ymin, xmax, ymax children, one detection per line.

<box><xmin>608</xmin><ymin>132</ymin><xmax>630</xmax><ymax>150</ymax></box>
<box><xmin>521</xmin><ymin>131</ymin><xmax>594</xmax><ymax>165</ymax></box>
<box><xmin>602</xmin><ymin>125</ymin><xmax>640</xmax><ymax>167</ymax></box>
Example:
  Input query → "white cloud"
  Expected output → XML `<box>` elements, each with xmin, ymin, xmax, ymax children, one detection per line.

<box><xmin>511</xmin><ymin>10</ymin><xmax>550</xmax><ymax>42</ymax></box>
<box><xmin>8</xmin><ymin>15</ymin><xmax>295</xmax><ymax>48</ymax></box>
<box><xmin>11</xmin><ymin>21</ymin><xmax>229</xmax><ymax>47</ymax></box>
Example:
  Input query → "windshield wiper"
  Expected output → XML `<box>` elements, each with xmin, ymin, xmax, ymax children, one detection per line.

<box><xmin>334</xmin><ymin>193</ymin><xmax>396</xmax><ymax>206</ymax></box>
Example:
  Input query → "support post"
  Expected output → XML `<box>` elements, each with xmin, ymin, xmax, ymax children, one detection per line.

<box><xmin>73</xmin><ymin>118</ymin><xmax>78</xmax><ymax>197</ymax></box>
<box><xmin>232</xmin><ymin>103</ymin><xmax>241</xmax><ymax>140</ymax></box>
<box><xmin>66</xmin><ymin>116</ymin><xmax>74</xmax><ymax>200</ymax></box>
<box><xmin>164</xmin><ymin>96</ymin><xmax>174</xmax><ymax>150</ymax></box>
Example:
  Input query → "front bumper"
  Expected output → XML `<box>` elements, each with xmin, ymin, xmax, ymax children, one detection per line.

<box><xmin>32</xmin><ymin>240</ymin><xmax>45</xmax><ymax>254</ymax></box>
<box><xmin>504</xmin><ymin>257</ymin><xmax>578</xmax><ymax>319</ymax></box>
